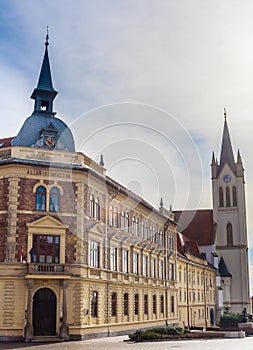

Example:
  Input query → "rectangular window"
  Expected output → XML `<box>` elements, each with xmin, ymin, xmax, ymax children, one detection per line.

<box><xmin>169</xmin><ymin>263</ymin><xmax>175</xmax><ymax>281</ymax></box>
<box><xmin>159</xmin><ymin>260</ymin><xmax>164</xmax><ymax>279</ymax></box>
<box><xmin>143</xmin><ymin>255</ymin><xmax>148</xmax><ymax>277</ymax></box>
<box><xmin>171</xmin><ymin>295</ymin><xmax>175</xmax><ymax>314</ymax></box>
<box><xmin>152</xmin><ymin>295</ymin><xmax>157</xmax><ymax>314</ymax></box>
<box><xmin>160</xmin><ymin>295</ymin><xmax>164</xmax><ymax>314</ymax></box>
<box><xmin>33</xmin><ymin>235</ymin><xmax>60</xmax><ymax>263</ymax></box>
<box><xmin>91</xmin><ymin>291</ymin><xmax>98</xmax><ymax>317</ymax></box>
<box><xmin>134</xmin><ymin>294</ymin><xmax>139</xmax><ymax>315</ymax></box>
<box><xmin>90</xmin><ymin>240</ymin><xmax>99</xmax><ymax>267</ymax></box>
<box><xmin>133</xmin><ymin>252</ymin><xmax>139</xmax><ymax>274</ymax></box>
<box><xmin>123</xmin><ymin>293</ymin><xmax>128</xmax><ymax>316</ymax></box>
<box><xmin>111</xmin><ymin>292</ymin><xmax>117</xmax><ymax>317</ymax></box>
<box><xmin>123</xmin><ymin>250</ymin><xmax>129</xmax><ymax>273</ymax></box>
<box><xmin>151</xmin><ymin>258</ymin><xmax>156</xmax><ymax>278</ymax></box>
<box><xmin>110</xmin><ymin>247</ymin><xmax>117</xmax><ymax>271</ymax></box>
<box><xmin>144</xmin><ymin>294</ymin><xmax>148</xmax><ymax>315</ymax></box>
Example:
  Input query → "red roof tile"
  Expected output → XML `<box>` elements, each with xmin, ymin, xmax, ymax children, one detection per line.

<box><xmin>0</xmin><ymin>137</ymin><xmax>15</xmax><ymax>148</ymax></box>
<box><xmin>174</xmin><ymin>209</ymin><xmax>214</xmax><ymax>246</ymax></box>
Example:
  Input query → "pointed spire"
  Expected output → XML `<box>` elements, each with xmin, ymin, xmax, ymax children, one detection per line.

<box><xmin>211</xmin><ymin>151</ymin><xmax>215</xmax><ymax>164</ymax></box>
<box><xmin>36</xmin><ymin>28</ymin><xmax>57</xmax><ymax>93</ymax></box>
<box><xmin>31</xmin><ymin>30</ymin><xmax>58</xmax><ymax>116</ymax></box>
<box><xmin>237</xmin><ymin>149</ymin><xmax>242</xmax><ymax>163</ymax></box>
<box><xmin>160</xmin><ymin>197</ymin><xmax>164</xmax><ymax>208</ymax></box>
<box><xmin>219</xmin><ymin>109</ymin><xmax>235</xmax><ymax>173</ymax></box>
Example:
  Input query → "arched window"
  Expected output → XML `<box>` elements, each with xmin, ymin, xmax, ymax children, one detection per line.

<box><xmin>36</xmin><ymin>186</ymin><xmax>46</xmax><ymax>211</ymax></box>
<box><xmin>94</xmin><ymin>197</ymin><xmax>100</xmax><ymax>220</ymax></box>
<box><xmin>232</xmin><ymin>186</ymin><xmax>237</xmax><ymax>206</ymax></box>
<box><xmin>125</xmin><ymin>213</ymin><xmax>129</xmax><ymax>233</ymax></box>
<box><xmin>49</xmin><ymin>187</ymin><xmax>60</xmax><ymax>212</ymax></box>
<box><xmin>227</xmin><ymin>223</ymin><xmax>233</xmax><ymax>245</ymax></box>
<box><xmin>226</xmin><ymin>186</ymin><xmax>231</xmax><ymax>207</ymax></box>
<box><xmin>121</xmin><ymin>211</ymin><xmax>125</xmax><ymax>231</ymax></box>
<box><xmin>219</xmin><ymin>187</ymin><xmax>224</xmax><ymax>207</ymax></box>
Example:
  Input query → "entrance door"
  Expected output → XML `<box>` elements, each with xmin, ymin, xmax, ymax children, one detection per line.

<box><xmin>33</xmin><ymin>288</ymin><xmax>56</xmax><ymax>336</ymax></box>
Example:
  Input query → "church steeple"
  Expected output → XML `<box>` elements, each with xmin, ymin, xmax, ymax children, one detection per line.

<box><xmin>30</xmin><ymin>29</ymin><xmax>58</xmax><ymax>116</ymax></box>
<box><xmin>218</xmin><ymin>109</ymin><xmax>236</xmax><ymax>174</ymax></box>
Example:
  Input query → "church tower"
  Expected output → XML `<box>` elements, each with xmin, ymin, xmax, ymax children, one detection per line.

<box><xmin>211</xmin><ymin>109</ymin><xmax>250</xmax><ymax>313</ymax></box>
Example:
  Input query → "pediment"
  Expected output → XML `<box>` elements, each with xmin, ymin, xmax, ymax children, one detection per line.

<box><xmin>27</xmin><ymin>215</ymin><xmax>68</xmax><ymax>229</ymax></box>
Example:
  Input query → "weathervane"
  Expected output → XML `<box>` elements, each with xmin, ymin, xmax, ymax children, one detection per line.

<box><xmin>45</xmin><ymin>26</ymin><xmax>49</xmax><ymax>47</ymax></box>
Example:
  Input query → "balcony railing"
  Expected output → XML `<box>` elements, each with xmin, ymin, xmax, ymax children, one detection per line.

<box><xmin>27</xmin><ymin>263</ymin><xmax>66</xmax><ymax>274</ymax></box>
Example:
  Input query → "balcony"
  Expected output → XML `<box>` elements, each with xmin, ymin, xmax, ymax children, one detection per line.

<box><xmin>27</xmin><ymin>263</ymin><xmax>66</xmax><ymax>274</ymax></box>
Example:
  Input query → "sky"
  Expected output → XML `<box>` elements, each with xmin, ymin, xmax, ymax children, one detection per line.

<box><xmin>1</xmin><ymin>0</ymin><xmax>253</xmax><ymax>292</ymax></box>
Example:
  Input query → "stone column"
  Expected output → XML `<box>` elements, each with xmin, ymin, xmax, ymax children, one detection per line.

<box><xmin>25</xmin><ymin>279</ymin><xmax>33</xmax><ymax>341</ymax></box>
<box><xmin>60</xmin><ymin>279</ymin><xmax>69</xmax><ymax>340</ymax></box>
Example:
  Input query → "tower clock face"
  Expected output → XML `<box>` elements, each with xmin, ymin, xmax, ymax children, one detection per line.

<box><xmin>44</xmin><ymin>135</ymin><xmax>56</xmax><ymax>147</ymax></box>
<box><xmin>223</xmin><ymin>174</ymin><xmax>231</xmax><ymax>183</ymax></box>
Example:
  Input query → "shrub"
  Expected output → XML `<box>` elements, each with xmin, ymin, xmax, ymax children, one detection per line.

<box><xmin>128</xmin><ymin>326</ymin><xmax>185</xmax><ymax>341</ymax></box>
<box><xmin>219</xmin><ymin>312</ymin><xmax>244</xmax><ymax>328</ymax></box>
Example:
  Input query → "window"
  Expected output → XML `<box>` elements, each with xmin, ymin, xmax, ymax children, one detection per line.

<box><xmin>152</xmin><ymin>295</ymin><xmax>157</xmax><ymax>314</ymax></box>
<box><xmin>90</xmin><ymin>240</ymin><xmax>99</xmax><ymax>267</ymax></box>
<box><xmin>160</xmin><ymin>295</ymin><xmax>164</xmax><ymax>314</ymax></box>
<box><xmin>132</xmin><ymin>217</ymin><xmax>138</xmax><ymax>235</ymax></box>
<box><xmin>113</xmin><ymin>207</ymin><xmax>118</xmax><ymax>227</ymax></box>
<box><xmin>111</xmin><ymin>292</ymin><xmax>117</xmax><ymax>317</ymax></box>
<box><xmin>90</xmin><ymin>195</ymin><xmax>95</xmax><ymax>218</ymax></box>
<box><xmin>151</xmin><ymin>258</ymin><xmax>156</xmax><ymax>278</ymax></box>
<box><xmin>219</xmin><ymin>187</ymin><xmax>224</xmax><ymax>207</ymax></box>
<box><xmin>168</xmin><ymin>234</ymin><xmax>173</xmax><ymax>250</ymax></box>
<box><xmin>133</xmin><ymin>252</ymin><xmax>139</xmax><ymax>274</ymax></box>
<box><xmin>144</xmin><ymin>294</ymin><xmax>148</xmax><ymax>315</ymax></box>
<box><xmin>226</xmin><ymin>186</ymin><xmax>231</xmax><ymax>207</ymax></box>
<box><xmin>159</xmin><ymin>260</ymin><xmax>164</xmax><ymax>279</ymax></box>
<box><xmin>123</xmin><ymin>293</ymin><xmax>128</xmax><ymax>316</ymax></box>
<box><xmin>91</xmin><ymin>291</ymin><xmax>98</xmax><ymax>317</ymax></box>
<box><xmin>169</xmin><ymin>263</ymin><xmax>175</xmax><ymax>281</ymax></box>
<box><xmin>121</xmin><ymin>212</ymin><xmax>125</xmax><ymax>231</ymax></box>
<box><xmin>33</xmin><ymin>234</ymin><xmax>60</xmax><ymax>263</ymax></box>
<box><xmin>49</xmin><ymin>187</ymin><xmax>60</xmax><ymax>212</ymax></box>
<box><xmin>125</xmin><ymin>213</ymin><xmax>129</xmax><ymax>233</ymax></box>
<box><xmin>109</xmin><ymin>205</ymin><xmax>113</xmax><ymax>226</ymax></box>
<box><xmin>36</xmin><ymin>186</ymin><xmax>46</xmax><ymax>211</ymax></box>
<box><xmin>134</xmin><ymin>294</ymin><xmax>139</xmax><ymax>315</ymax></box>
<box><xmin>227</xmin><ymin>223</ymin><xmax>233</xmax><ymax>245</ymax></box>
<box><xmin>232</xmin><ymin>186</ymin><xmax>237</xmax><ymax>206</ymax></box>
<box><xmin>94</xmin><ymin>197</ymin><xmax>100</xmax><ymax>220</ymax></box>
<box><xmin>143</xmin><ymin>255</ymin><xmax>148</xmax><ymax>277</ymax></box>
<box><xmin>141</xmin><ymin>222</ymin><xmax>145</xmax><ymax>239</ymax></box>
<box><xmin>123</xmin><ymin>250</ymin><xmax>129</xmax><ymax>273</ymax></box>
<box><xmin>171</xmin><ymin>295</ymin><xmax>175</xmax><ymax>313</ymax></box>
<box><xmin>110</xmin><ymin>247</ymin><xmax>117</xmax><ymax>271</ymax></box>
<box><xmin>179</xmin><ymin>290</ymin><xmax>182</xmax><ymax>302</ymax></box>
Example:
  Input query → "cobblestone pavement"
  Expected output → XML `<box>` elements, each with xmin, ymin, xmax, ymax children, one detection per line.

<box><xmin>1</xmin><ymin>336</ymin><xmax>253</xmax><ymax>350</ymax></box>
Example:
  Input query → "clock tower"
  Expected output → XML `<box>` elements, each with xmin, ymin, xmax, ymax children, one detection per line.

<box><xmin>211</xmin><ymin>110</ymin><xmax>250</xmax><ymax>313</ymax></box>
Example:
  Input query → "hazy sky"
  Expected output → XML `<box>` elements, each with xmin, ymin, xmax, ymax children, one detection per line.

<box><xmin>1</xmin><ymin>0</ymin><xmax>253</xmax><ymax>291</ymax></box>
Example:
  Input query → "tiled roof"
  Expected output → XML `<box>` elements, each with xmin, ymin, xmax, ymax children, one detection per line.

<box><xmin>177</xmin><ymin>232</ymin><xmax>200</xmax><ymax>257</ymax></box>
<box><xmin>0</xmin><ymin>137</ymin><xmax>15</xmax><ymax>148</ymax></box>
<box><xmin>173</xmin><ymin>209</ymin><xmax>215</xmax><ymax>246</ymax></box>
<box><xmin>219</xmin><ymin>256</ymin><xmax>232</xmax><ymax>277</ymax></box>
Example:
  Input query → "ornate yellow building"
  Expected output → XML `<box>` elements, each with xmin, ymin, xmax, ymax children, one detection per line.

<box><xmin>0</xmin><ymin>36</ymin><xmax>216</xmax><ymax>342</ymax></box>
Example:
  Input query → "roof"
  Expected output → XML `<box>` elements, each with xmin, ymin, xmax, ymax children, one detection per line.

<box><xmin>0</xmin><ymin>137</ymin><xmax>15</xmax><ymax>148</ymax></box>
<box><xmin>219</xmin><ymin>256</ymin><xmax>232</xmax><ymax>277</ymax></box>
<box><xmin>177</xmin><ymin>232</ymin><xmax>200</xmax><ymax>257</ymax></box>
<box><xmin>218</xmin><ymin>117</ymin><xmax>236</xmax><ymax>174</ymax></box>
<box><xmin>173</xmin><ymin>209</ymin><xmax>215</xmax><ymax>246</ymax></box>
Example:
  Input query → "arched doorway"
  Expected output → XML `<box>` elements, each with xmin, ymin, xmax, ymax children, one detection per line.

<box><xmin>33</xmin><ymin>288</ymin><xmax>56</xmax><ymax>336</ymax></box>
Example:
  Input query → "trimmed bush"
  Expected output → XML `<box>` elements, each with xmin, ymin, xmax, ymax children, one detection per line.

<box><xmin>129</xmin><ymin>326</ymin><xmax>185</xmax><ymax>341</ymax></box>
<box><xmin>219</xmin><ymin>312</ymin><xmax>244</xmax><ymax>328</ymax></box>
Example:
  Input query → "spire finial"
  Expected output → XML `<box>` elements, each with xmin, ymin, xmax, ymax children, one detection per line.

<box><xmin>160</xmin><ymin>197</ymin><xmax>164</xmax><ymax>208</ymax></box>
<box><xmin>224</xmin><ymin>107</ymin><xmax>227</xmax><ymax>120</ymax></box>
<box><xmin>45</xmin><ymin>26</ymin><xmax>49</xmax><ymax>47</ymax></box>
<box><xmin>99</xmin><ymin>154</ymin><xmax>105</xmax><ymax>167</ymax></box>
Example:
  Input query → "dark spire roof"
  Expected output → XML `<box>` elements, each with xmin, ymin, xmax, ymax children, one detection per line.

<box><xmin>218</xmin><ymin>109</ymin><xmax>235</xmax><ymax>173</ymax></box>
<box><xmin>219</xmin><ymin>256</ymin><xmax>232</xmax><ymax>277</ymax></box>
<box><xmin>31</xmin><ymin>31</ymin><xmax>58</xmax><ymax>100</ymax></box>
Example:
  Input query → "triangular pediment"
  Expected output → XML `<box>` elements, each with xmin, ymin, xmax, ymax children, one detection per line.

<box><xmin>27</xmin><ymin>215</ymin><xmax>68</xmax><ymax>229</ymax></box>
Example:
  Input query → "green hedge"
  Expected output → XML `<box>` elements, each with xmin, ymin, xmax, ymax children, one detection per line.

<box><xmin>219</xmin><ymin>312</ymin><xmax>245</xmax><ymax>328</ymax></box>
<box><xmin>129</xmin><ymin>326</ymin><xmax>185</xmax><ymax>341</ymax></box>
